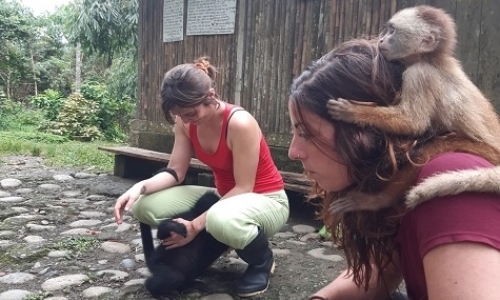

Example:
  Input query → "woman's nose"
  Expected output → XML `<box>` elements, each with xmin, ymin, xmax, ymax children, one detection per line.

<box><xmin>288</xmin><ymin>144</ymin><xmax>300</xmax><ymax>161</ymax></box>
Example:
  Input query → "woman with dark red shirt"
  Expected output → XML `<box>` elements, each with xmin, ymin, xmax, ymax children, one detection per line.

<box><xmin>288</xmin><ymin>39</ymin><xmax>500</xmax><ymax>300</ymax></box>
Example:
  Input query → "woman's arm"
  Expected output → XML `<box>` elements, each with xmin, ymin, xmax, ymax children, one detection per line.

<box><xmin>221</xmin><ymin>110</ymin><xmax>261</xmax><ymax>198</ymax></box>
<box><xmin>311</xmin><ymin>258</ymin><xmax>402</xmax><ymax>300</ymax></box>
<box><xmin>424</xmin><ymin>241</ymin><xmax>500</xmax><ymax>300</ymax></box>
<box><xmin>135</xmin><ymin>119</ymin><xmax>193</xmax><ymax>194</ymax></box>
<box><xmin>114</xmin><ymin>119</ymin><xmax>193</xmax><ymax>224</ymax></box>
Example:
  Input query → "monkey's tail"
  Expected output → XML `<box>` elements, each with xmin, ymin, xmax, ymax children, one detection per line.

<box><xmin>405</xmin><ymin>165</ymin><xmax>500</xmax><ymax>209</ymax></box>
<box><xmin>145</xmin><ymin>265</ymin><xmax>186</xmax><ymax>299</ymax></box>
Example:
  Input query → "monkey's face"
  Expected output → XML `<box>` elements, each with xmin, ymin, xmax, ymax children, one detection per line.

<box><xmin>379</xmin><ymin>7</ymin><xmax>440</xmax><ymax>61</ymax></box>
<box><xmin>379</xmin><ymin>21</ymin><xmax>420</xmax><ymax>60</ymax></box>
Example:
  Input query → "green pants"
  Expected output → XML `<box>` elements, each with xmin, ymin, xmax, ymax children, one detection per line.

<box><xmin>131</xmin><ymin>185</ymin><xmax>289</xmax><ymax>250</ymax></box>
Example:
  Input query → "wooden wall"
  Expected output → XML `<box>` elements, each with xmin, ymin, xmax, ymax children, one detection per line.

<box><xmin>137</xmin><ymin>0</ymin><xmax>500</xmax><ymax>145</ymax></box>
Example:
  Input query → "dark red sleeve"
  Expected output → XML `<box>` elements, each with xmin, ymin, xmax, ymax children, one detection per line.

<box><xmin>411</xmin><ymin>153</ymin><xmax>500</xmax><ymax>258</ymax></box>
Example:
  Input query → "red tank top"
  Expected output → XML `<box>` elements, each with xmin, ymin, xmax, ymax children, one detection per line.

<box><xmin>189</xmin><ymin>104</ymin><xmax>284</xmax><ymax>196</ymax></box>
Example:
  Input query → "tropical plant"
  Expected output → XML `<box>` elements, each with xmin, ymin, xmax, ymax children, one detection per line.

<box><xmin>80</xmin><ymin>80</ymin><xmax>134</xmax><ymax>140</ymax></box>
<box><xmin>29</xmin><ymin>89</ymin><xmax>65</xmax><ymax>121</ymax></box>
<box><xmin>67</xmin><ymin>0</ymin><xmax>138</xmax><ymax>67</ymax></box>
<box><xmin>39</xmin><ymin>93</ymin><xmax>102</xmax><ymax>141</ymax></box>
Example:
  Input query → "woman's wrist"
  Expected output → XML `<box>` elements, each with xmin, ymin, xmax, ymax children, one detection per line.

<box><xmin>191</xmin><ymin>217</ymin><xmax>205</xmax><ymax>234</ymax></box>
<box><xmin>133</xmin><ymin>182</ymin><xmax>146</xmax><ymax>195</ymax></box>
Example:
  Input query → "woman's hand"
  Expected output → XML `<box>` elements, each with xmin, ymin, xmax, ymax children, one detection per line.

<box><xmin>114</xmin><ymin>183</ymin><xmax>143</xmax><ymax>224</ymax></box>
<box><xmin>162</xmin><ymin>218</ymin><xmax>199</xmax><ymax>249</ymax></box>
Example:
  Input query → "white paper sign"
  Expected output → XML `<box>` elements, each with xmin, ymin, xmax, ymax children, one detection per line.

<box><xmin>186</xmin><ymin>0</ymin><xmax>236</xmax><ymax>36</ymax></box>
<box><xmin>163</xmin><ymin>0</ymin><xmax>184</xmax><ymax>42</ymax></box>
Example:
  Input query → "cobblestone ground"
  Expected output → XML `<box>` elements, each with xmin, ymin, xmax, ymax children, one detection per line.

<box><xmin>0</xmin><ymin>155</ymin><xmax>347</xmax><ymax>300</ymax></box>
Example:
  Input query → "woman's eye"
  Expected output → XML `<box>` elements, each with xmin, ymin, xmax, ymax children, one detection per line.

<box><xmin>290</xmin><ymin>125</ymin><xmax>309</xmax><ymax>140</ymax></box>
<box><xmin>298</xmin><ymin>132</ymin><xmax>309</xmax><ymax>139</ymax></box>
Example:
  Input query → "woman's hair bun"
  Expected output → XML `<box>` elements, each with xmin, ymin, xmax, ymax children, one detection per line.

<box><xmin>193</xmin><ymin>57</ymin><xmax>216</xmax><ymax>80</ymax></box>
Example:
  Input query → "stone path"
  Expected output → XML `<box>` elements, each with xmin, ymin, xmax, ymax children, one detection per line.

<box><xmin>0</xmin><ymin>156</ymin><xmax>347</xmax><ymax>300</ymax></box>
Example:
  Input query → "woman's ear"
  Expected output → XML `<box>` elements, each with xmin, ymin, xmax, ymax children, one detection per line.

<box><xmin>204</xmin><ymin>88</ymin><xmax>219</xmax><ymax>105</ymax></box>
<box><xmin>207</xmin><ymin>88</ymin><xmax>216</xmax><ymax>100</ymax></box>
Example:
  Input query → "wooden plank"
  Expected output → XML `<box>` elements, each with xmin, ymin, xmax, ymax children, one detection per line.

<box><xmin>454</xmin><ymin>0</ymin><xmax>480</xmax><ymax>84</ymax></box>
<box><xmin>98</xmin><ymin>146</ymin><xmax>211</xmax><ymax>171</ymax></box>
<box><xmin>279</xmin><ymin>0</ymin><xmax>297</xmax><ymax>133</ymax></box>
<box><xmin>331</xmin><ymin>0</ymin><xmax>339</xmax><ymax>47</ymax></box>
<box><xmin>363</xmin><ymin>0</ymin><xmax>372</xmax><ymax>38</ymax></box>
<box><xmin>241</xmin><ymin>0</ymin><xmax>254</xmax><ymax>111</ymax></box>
<box><xmin>98</xmin><ymin>146</ymin><xmax>313</xmax><ymax>191</ymax></box>
<box><xmin>338</xmin><ymin>0</ymin><xmax>346</xmax><ymax>41</ymax></box>
<box><xmin>370</xmin><ymin>0</ymin><xmax>380</xmax><ymax>36</ymax></box>
<box><xmin>477</xmin><ymin>0</ymin><xmax>500</xmax><ymax>108</ymax></box>
<box><xmin>234</xmin><ymin>0</ymin><xmax>246</xmax><ymax>106</ymax></box>
<box><xmin>261</xmin><ymin>0</ymin><xmax>274</xmax><ymax>132</ymax></box>
<box><xmin>137</xmin><ymin>0</ymin><xmax>144</xmax><ymax>119</ymax></box>
<box><xmin>356</xmin><ymin>0</ymin><xmax>366</xmax><ymax>38</ymax></box>
<box><xmin>390</xmin><ymin>0</ymin><xmax>397</xmax><ymax>16</ymax></box>
<box><xmin>268</xmin><ymin>0</ymin><xmax>280</xmax><ymax>133</ymax></box>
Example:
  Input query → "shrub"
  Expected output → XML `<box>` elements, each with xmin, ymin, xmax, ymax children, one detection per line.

<box><xmin>81</xmin><ymin>80</ymin><xmax>134</xmax><ymax>141</ymax></box>
<box><xmin>39</xmin><ymin>93</ymin><xmax>102</xmax><ymax>141</ymax></box>
<box><xmin>0</xmin><ymin>95</ymin><xmax>43</xmax><ymax>130</ymax></box>
<box><xmin>29</xmin><ymin>89</ymin><xmax>65</xmax><ymax>121</ymax></box>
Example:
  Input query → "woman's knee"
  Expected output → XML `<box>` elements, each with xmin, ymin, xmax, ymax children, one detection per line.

<box><xmin>205</xmin><ymin>205</ymin><xmax>234</xmax><ymax>236</ymax></box>
<box><xmin>205</xmin><ymin>205</ymin><xmax>256</xmax><ymax>249</ymax></box>
<box><xmin>130</xmin><ymin>195</ymin><xmax>158</xmax><ymax>226</ymax></box>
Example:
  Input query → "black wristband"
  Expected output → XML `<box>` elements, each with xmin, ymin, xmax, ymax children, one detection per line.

<box><xmin>155</xmin><ymin>167</ymin><xmax>179</xmax><ymax>182</ymax></box>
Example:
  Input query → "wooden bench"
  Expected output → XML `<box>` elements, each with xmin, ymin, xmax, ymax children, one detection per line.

<box><xmin>98</xmin><ymin>146</ymin><xmax>313</xmax><ymax>194</ymax></box>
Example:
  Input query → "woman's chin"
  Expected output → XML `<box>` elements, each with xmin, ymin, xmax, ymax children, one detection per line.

<box><xmin>316</xmin><ymin>180</ymin><xmax>345</xmax><ymax>193</ymax></box>
<box><xmin>316</xmin><ymin>181</ymin><xmax>333</xmax><ymax>192</ymax></box>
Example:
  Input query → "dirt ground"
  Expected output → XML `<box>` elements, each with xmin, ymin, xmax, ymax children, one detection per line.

<box><xmin>0</xmin><ymin>155</ymin><xmax>347</xmax><ymax>300</ymax></box>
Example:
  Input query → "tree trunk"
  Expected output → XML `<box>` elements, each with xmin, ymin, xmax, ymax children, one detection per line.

<box><xmin>6</xmin><ymin>70</ymin><xmax>11</xmax><ymax>99</ymax></box>
<box><xmin>31</xmin><ymin>49</ymin><xmax>38</xmax><ymax>96</ymax></box>
<box><xmin>75</xmin><ymin>42</ymin><xmax>82</xmax><ymax>93</ymax></box>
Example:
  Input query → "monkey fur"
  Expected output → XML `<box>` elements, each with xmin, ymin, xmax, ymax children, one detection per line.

<box><xmin>329</xmin><ymin>136</ymin><xmax>500</xmax><ymax>214</ymax></box>
<box><xmin>405</xmin><ymin>163</ymin><xmax>500</xmax><ymax>209</ymax></box>
<box><xmin>326</xmin><ymin>5</ymin><xmax>500</xmax><ymax>213</ymax></box>
<box><xmin>144</xmin><ymin>191</ymin><xmax>229</xmax><ymax>299</ymax></box>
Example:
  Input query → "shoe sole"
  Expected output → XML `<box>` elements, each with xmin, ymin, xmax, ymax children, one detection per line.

<box><xmin>237</xmin><ymin>261</ymin><xmax>276</xmax><ymax>298</ymax></box>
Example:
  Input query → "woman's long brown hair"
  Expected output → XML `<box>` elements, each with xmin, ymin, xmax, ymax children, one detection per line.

<box><xmin>289</xmin><ymin>39</ymin><xmax>429</xmax><ymax>293</ymax></box>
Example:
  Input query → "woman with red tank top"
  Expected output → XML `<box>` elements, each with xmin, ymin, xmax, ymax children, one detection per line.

<box><xmin>114</xmin><ymin>57</ymin><xmax>289</xmax><ymax>298</ymax></box>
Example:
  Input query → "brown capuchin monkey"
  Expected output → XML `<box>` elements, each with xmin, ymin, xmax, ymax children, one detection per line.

<box><xmin>327</xmin><ymin>5</ymin><xmax>500</xmax><ymax>213</ymax></box>
<box><xmin>328</xmin><ymin>5</ymin><xmax>500</xmax><ymax>147</ymax></box>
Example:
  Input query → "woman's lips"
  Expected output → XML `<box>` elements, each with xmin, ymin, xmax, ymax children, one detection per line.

<box><xmin>303</xmin><ymin>168</ymin><xmax>316</xmax><ymax>178</ymax></box>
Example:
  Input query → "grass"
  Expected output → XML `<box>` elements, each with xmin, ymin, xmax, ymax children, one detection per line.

<box><xmin>23</xmin><ymin>292</ymin><xmax>53</xmax><ymax>300</ymax></box>
<box><xmin>51</xmin><ymin>237</ymin><xmax>101</xmax><ymax>254</ymax></box>
<box><xmin>0</xmin><ymin>129</ymin><xmax>123</xmax><ymax>173</ymax></box>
